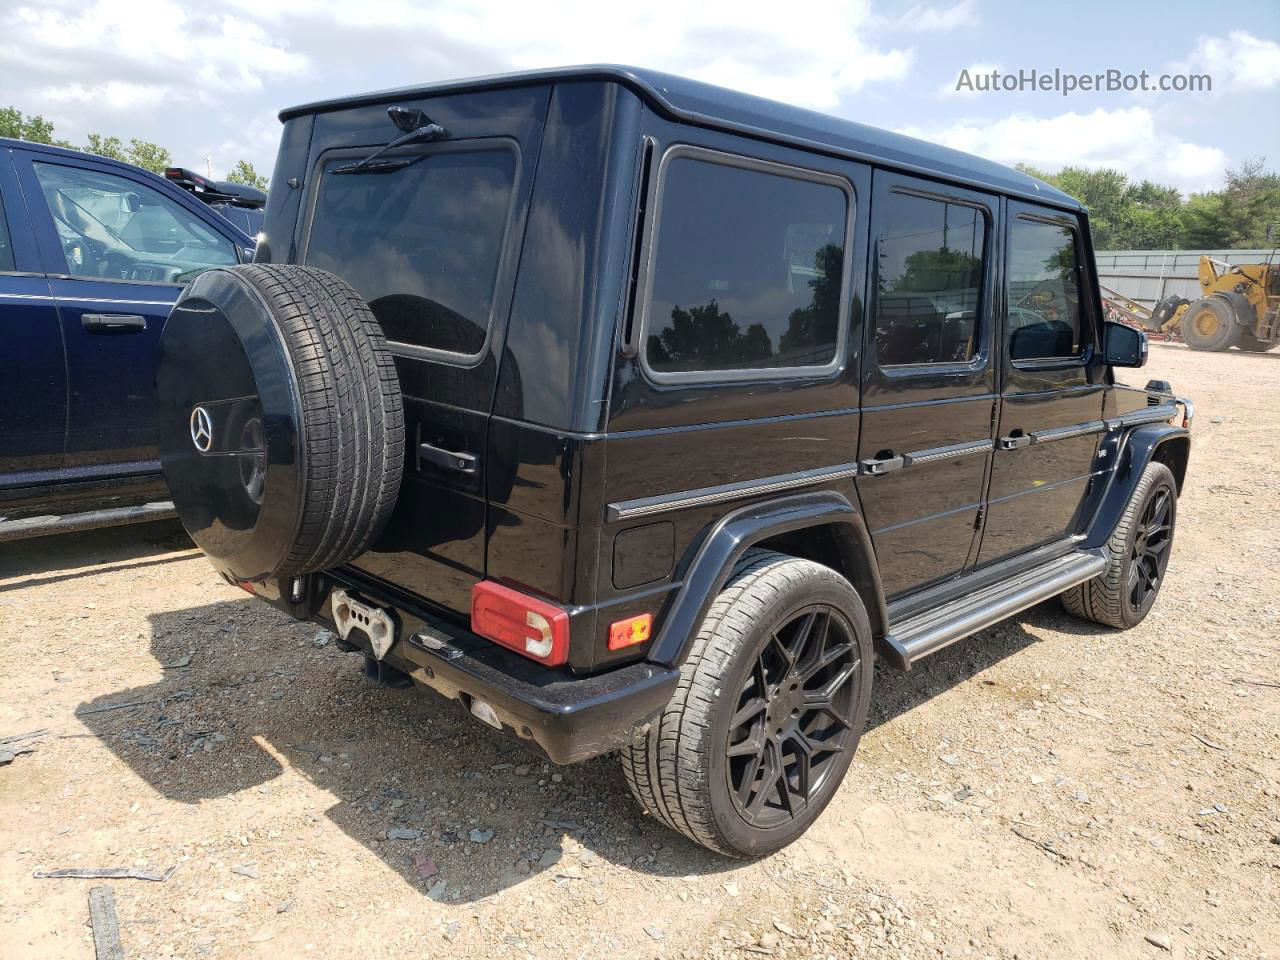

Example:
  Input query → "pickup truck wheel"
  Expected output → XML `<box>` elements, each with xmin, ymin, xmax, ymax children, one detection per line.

<box><xmin>621</xmin><ymin>549</ymin><xmax>872</xmax><ymax>857</ymax></box>
<box><xmin>156</xmin><ymin>264</ymin><xmax>404</xmax><ymax>581</ymax></box>
<box><xmin>1062</xmin><ymin>462</ymin><xmax>1177</xmax><ymax>628</ymax></box>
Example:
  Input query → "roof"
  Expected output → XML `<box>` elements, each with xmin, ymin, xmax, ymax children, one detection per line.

<box><xmin>279</xmin><ymin>65</ymin><xmax>1080</xmax><ymax>211</ymax></box>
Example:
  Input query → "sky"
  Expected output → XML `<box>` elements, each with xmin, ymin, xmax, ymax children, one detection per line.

<box><xmin>2</xmin><ymin>0</ymin><xmax>1278</xmax><ymax>195</ymax></box>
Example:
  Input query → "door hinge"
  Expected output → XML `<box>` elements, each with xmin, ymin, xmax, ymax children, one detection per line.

<box><xmin>973</xmin><ymin>507</ymin><xmax>985</xmax><ymax>531</ymax></box>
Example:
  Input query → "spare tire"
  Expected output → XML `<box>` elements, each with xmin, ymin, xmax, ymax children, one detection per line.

<box><xmin>156</xmin><ymin>264</ymin><xmax>404</xmax><ymax>582</ymax></box>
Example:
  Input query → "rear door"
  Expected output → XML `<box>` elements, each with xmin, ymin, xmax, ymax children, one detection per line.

<box><xmin>0</xmin><ymin>149</ymin><xmax>66</xmax><ymax>486</ymax></box>
<box><xmin>14</xmin><ymin>151</ymin><xmax>242</xmax><ymax>475</ymax></box>
<box><xmin>977</xmin><ymin>201</ymin><xmax>1106</xmax><ymax>565</ymax></box>
<box><xmin>297</xmin><ymin>86</ymin><xmax>548</xmax><ymax>616</ymax></box>
<box><xmin>856</xmin><ymin>171</ymin><xmax>997</xmax><ymax>598</ymax></box>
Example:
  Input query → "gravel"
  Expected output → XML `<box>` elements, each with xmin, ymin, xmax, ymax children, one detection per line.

<box><xmin>0</xmin><ymin>343</ymin><xmax>1277</xmax><ymax>960</ymax></box>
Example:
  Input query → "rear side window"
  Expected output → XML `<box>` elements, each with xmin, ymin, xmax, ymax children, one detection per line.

<box><xmin>873</xmin><ymin>191</ymin><xmax>986</xmax><ymax>366</ymax></box>
<box><xmin>305</xmin><ymin>148</ymin><xmax>517</xmax><ymax>358</ymax></box>
<box><xmin>1006</xmin><ymin>216</ymin><xmax>1085</xmax><ymax>361</ymax></box>
<box><xmin>0</xmin><ymin>193</ymin><xmax>14</xmax><ymax>272</ymax></box>
<box><xmin>642</xmin><ymin>150</ymin><xmax>849</xmax><ymax>378</ymax></box>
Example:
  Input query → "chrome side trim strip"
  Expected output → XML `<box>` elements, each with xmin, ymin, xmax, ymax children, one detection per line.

<box><xmin>1030</xmin><ymin>420</ymin><xmax>1106</xmax><ymax>445</ymax></box>
<box><xmin>0</xmin><ymin>293</ymin><xmax>172</xmax><ymax>306</ymax></box>
<box><xmin>606</xmin><ymin>461</ymin><xmax>862</xmax><ymax>522</ymax></box>
<box><xmin>901</xmin><ymin>438</ymin><xmax>992</xmax><ymax>467</ymax></box>
<box><xmin>1105</xmin><ymin>405</ymin><xmax>1178</xmax><ymax>430</ymax></box>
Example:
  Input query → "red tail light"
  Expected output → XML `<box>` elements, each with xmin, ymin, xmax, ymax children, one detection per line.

<box><xmin>471</xmin><ymin>581</ymin><xmax>569</xmax><ymax>666</ymax></box>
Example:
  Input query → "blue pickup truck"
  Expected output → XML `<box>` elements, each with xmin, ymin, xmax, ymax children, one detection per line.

<box><xmin>0</xmin><ymin>138</ymin><xmax>256</xmax><ymax>541</ymax></box>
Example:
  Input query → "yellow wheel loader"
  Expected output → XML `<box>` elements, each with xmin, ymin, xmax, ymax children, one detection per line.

<box><xmin>1150</xmin><ymin>237</ymin><xmax>1280</xmax><ymax>352</ymax></box>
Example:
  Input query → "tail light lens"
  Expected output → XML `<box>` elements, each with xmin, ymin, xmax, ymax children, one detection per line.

<box><xmin>470</xmin><ymin>581</ymin><xmax>569</xmax><ymax>666</ymax></box>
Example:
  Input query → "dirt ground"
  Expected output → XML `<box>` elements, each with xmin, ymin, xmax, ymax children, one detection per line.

<box><xmin>1</xmin><ymin>342</ymin><xmax>1277</xmax><ymax>960</ymax></box>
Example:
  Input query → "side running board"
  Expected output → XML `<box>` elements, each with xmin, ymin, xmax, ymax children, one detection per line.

<box><xmin>0</xmin><ymin>501</ymin><xmax>176</xmax><ymax>543</ymax></box>
<box><xmin>884</xmin><ymin>550</ymin><xmax>1107</xmax><ymax>669</ymax></box>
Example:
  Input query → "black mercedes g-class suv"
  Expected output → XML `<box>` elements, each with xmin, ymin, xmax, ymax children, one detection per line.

<box><xmin>154</xmin><ymin>66</ymin><xmax>1192</xmax><ymax>858</ymax></box>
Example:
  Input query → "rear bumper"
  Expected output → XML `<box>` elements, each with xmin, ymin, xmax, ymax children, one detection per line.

<box><xmin>311</xmin><ymin>572</ymin><xmax>678</xmax><ymax>764</ymax></box>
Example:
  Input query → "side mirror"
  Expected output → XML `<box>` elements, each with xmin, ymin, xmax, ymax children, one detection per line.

<box><xmin>1103</xmin><ymin>320</ymin><xmax>1147</xmax><ymax>368</ymax></box>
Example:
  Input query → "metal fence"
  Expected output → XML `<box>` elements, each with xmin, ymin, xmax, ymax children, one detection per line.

<box><xmin>1094</xmin><ymin>249</ymin><xmax>1272</xmax><ymax>308</ymax></box>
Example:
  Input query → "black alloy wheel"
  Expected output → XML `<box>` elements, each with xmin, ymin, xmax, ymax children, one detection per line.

<box><xmin>726</xmin><ymin>605</ymin><xmax>861</xmax><ymax>828</ymax></box>
<box><xmin>1126</xmin><ymin>484</ymin><xmax>1173</xmax><ymax>616</ymax></box>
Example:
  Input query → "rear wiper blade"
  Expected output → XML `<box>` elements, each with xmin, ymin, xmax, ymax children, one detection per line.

<box><xmin>332</xmin><ymin>106</ymin><xmax>449</xmax><ymax>176</ymax></box>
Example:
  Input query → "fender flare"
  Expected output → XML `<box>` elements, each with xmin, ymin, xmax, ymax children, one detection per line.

<box><xmin>644</xmin><ymin>491</ymin><xmax>889</xmax><ymax>669</ymax></box>
<box><xmin>1084</xmin><ymin>423</ymin><xmax>1189</xmax><ymax>550</ymax></box>
<box><xmin>1213</xmin><ymin>290</ymin><xmax>1256</xmax><ymax>331</ymax></box>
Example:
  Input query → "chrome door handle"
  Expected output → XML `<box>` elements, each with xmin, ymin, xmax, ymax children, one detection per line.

<box><xmin>998</xmin><ymin>433</ymin><xmax>1031</xmax><ymax>450</ymax></box>
<box><xmin>858</xmin><ymin>453</ymin><xmax>905</xmax><ymax>476</ymax></box>
<box><xmin>418</xmin><ymin>442</ymin><xmax>478</xmax><ymax>475</ymax></box>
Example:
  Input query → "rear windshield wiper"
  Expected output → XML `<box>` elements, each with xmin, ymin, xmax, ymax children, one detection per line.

<box><xmin>332</xmin><ymin>106</ymin><xmax>449</xmax><ymax>176</ymax></box>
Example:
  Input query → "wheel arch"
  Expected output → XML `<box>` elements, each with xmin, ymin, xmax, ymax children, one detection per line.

<box><xmin>645</xmin><ymin>491</ymin><xmax>890</xmax><ymax>670</ymax></box>
<box><xmin>1084</xmin><ymin>424</ymin><xmax>1189</xmax><ymax>550</ymax></box>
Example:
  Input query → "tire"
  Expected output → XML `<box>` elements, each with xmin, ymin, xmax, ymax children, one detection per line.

<box><xmin>621</xmin><ymin>549</ymin><xmax>873</xmax><ymax>857</ymax></box>
<box><xmin>1061</xmin><ymin>462</ymin><xmax>1177</xmax><ymax>629</ymax></box>
<box><xmin>1149</xmin><ymin>295</ymin><xmax>1187</xmax><ymax>334</ymax></box>
<box><xmin>156</xmin><ymin>264</ymin><xmax>404</xmax><ymax>581</ymax></box>
<box><xmin>1238</xmin><ymin>332</ymin><xmax>1278</xmax><ymax>353</ymax></box>
<box><xmin>1180</xmin><ymin>297</ymin><xmax>1241</xmax><ymax>351</ymax></box>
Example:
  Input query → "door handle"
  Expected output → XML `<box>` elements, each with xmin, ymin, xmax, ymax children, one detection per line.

<box><xmin>81</xmin><ymin>313</ymin><xmax>147</xmax><ymax>333</ymax></box>
<box><xmin>858</xmin><ymin>452</ymin><xmax>905</xmax><ymax>476</ymax></box>
<box><xmin>418</xmin><ymin>441</ymin><xmax>478</xmax><ymax>475</ymax></box>
<box><xmin>998</xmin><ymin>433</ymin><xmax>1031</xmax><ymax>450</ymax></box>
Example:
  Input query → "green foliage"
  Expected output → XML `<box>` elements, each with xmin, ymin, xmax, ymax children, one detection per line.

<box><xmin>1019</xmin><ymin>160</ymin><xmax>1280</xmax><ymax>250</ymax></box>
<box><xmin>84</xmin><ymin>133</ymin><xmax>128</xmax><ymax>162</ymax></box>
<box><xmin>1</xmin><ymin>107</ymin><xmax>72</xmax><ymax>147</ymax></box>
<box><xmin>82</xmin><ymin>135</ymin><xmax>170</xmax><ymax>173</ymax></box>
<box><xmin>225</xmin><ymin>160</ymin><xmax>269</xmax><ymax>190</ymax></box>
<box><xmin>124</xmin><ymin>138</ymin><xmax>172</xmax><ymax>174</ymax></box>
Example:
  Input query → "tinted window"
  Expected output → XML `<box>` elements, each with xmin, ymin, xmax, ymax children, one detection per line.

<box><xmin>1007</xmin><ymin>217</ymin><xmax>1085</xmax><ymax>361</ymax></box>
<box><xmin>306</xmin><ymin>149</ymin><xmax>516</xmax><ymax>356</ymax></box>
<box><xmin>0</xmin><ymin>194</ymin><xmax>13</xmax><ymax>272</ymax></box>
<box><xmin>874</xmin><ymin>191</ymin><xmax>985</xmax><ymax>366</ymax></box>
<box><xmin>645</xmin><ymin>155</ymin><xmax>847</xmax><ymax>375</ymax></box>
<box><xmin>32</xmin><ymin>163</ymin><xmax>237</xmax><ymax>282</ymax></box>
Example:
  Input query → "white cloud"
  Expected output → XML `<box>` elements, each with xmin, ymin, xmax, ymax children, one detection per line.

<box><xmin>222</xmin><ymin>0</ymin><xmax>913</xmax><ymax>109</ymax></box>
<box><xmin>879</xmin><ymin>0</ymin><xmax>979</xmax><ymax>32</ymax></box>
<box><xmin>898</xmin><ymin>106</ymin><xmax>1230</xmax><ymax>194</ymax></box>
<box><xmin>36</xmin><ymin>82</ymin><xmax>170</xmax><ymax>112</ymax></box>
<box><xmin>1176</xmin><ymin>30</ymin><xmax>1280</xmax><ymax>92</ymax></box>
<box><xmin>4</xmin><ymin>0</ymin><xmax>307</xmax><ymax>92</ymax></box>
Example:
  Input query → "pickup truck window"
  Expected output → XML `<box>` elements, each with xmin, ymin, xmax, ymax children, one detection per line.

<box><xmin>1006</xmin><ymin>215</ymin><xmax>1085</xmax><ymax>361</ymax></box>
<box><xmin>305</xmin><ymin>147</ymin><xmax>517</xmax><ymax>359</ymax></box>
<box><xmin>643</xmin><ymin>151</ymin><xmax>849</xmax><ymax>378</ymax></box>
<box><xmin>873</xmin><ymin>191</ymin><xmax>986</xmax><ymax>366</ymax></box>
<box><xmin>32</xmin><ymin>162</ymin><xmax>237</xmax><ymax>283</ymax></box>
<box><xmin>0</xmin><ymin>193</ymin><xmax>14</xmax><ymax>272</ymax></box>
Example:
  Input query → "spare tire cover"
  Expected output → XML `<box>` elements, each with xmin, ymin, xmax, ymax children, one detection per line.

<box><xmin>156</xmin><ymin>264</ymin><xmax>404</xmax><ymax>582</ymax></box>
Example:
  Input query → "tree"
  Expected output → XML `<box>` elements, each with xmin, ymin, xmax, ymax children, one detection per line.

<box><xmin>1</xmin><ymin>107</ymin><xmax>71</xmax><ymax>147</ymax></box>
<box><xmin>84</xmin><ymin>133</ymin><xmax>128</xmax><ymax>162</ymax></box>
<box><xmin>125</xmin><ymin>138</ymin><xmax>172</xmax><ymax>174</ymax></box>
<box><xmin>226</xmin><ymin>160</ymin><xmax>269</xmax><ymax>190</ymax></box>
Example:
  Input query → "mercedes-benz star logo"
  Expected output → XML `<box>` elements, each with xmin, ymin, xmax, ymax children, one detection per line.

<box><xmin>189</xmin><ymin>406</ymin><xmax>214</xmax><ymax>453</ymax></box>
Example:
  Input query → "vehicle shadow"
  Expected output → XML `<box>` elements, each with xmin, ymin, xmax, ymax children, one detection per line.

<box><xmin>0</xmin><ymin>519</ymin><xmax>193</xmax><ymax>589</ymax></box>
<box><xmin>77</xmin><ymin>593</ymin><xmax>1072</xmax><ymax>903</ymax></box>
